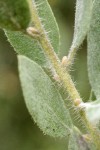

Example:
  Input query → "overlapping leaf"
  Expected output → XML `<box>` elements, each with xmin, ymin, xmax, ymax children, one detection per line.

<box><xmin>6</xmin><ymin>32</ymin><xmax>47</xmax><ymax>67</ymax></box>
<box><xmin>0</xmin><ymin>0</ymin><xmax>31</xmax><ymax>30</ymax></box>
<box><xmin>71</xmin><ymin>0</ymin><xmax>93</xmax><ymax>49</ymax></box>
<box><xmin>87</xmin><ymin>0</ymin><xmax>100</xmax><ymax>100</ymax></box>
<box><xmin>18</xmin><ymin>55</ymin><xmax>72</xmax><ymax>137</ymax></box>
<box><xmin>85</xmin><ymin>100</ymin><xmax>100</xmax><ymax>125</ymax></box>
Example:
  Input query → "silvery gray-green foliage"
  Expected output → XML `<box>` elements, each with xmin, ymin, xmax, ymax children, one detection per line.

<box><xmin>88</xmin><ymin>0</ymin><xmax>100</xmax><ymax>100</ymax></box>
<box><xmin>6</xmin><ymin>32</ymin><xmax>47</xmax><ymax>67</ymax></box>
<box><xmin>18</xmin><ymin>55</ymin><xmax>72</xmax><ymax>137</ymax></box>
<box><xmin>5</xmin><ymin>0</ymin><xmax>60</xmax><ymax>68</ymax></box>
<box><xmin>0</xmin><ymin>0</ymin><xmax>100</xmax><ymax>149</ymax></box>
<box><xmin>71</xmin><ymin>0</ymin><xmax>93</xmax><ymax>49</ymax></box>
<box><xmin>70</xmin><ymin>0</ymin><xmax>100</xmax><ymax>133</ymax></box>
<box><xmin>87</xmin><ymin>0</ymin><xmax>100</xmax><ymax>126</ymax></box>
<box><xmin>85</xmin><ymin>100</ymin><xmax>100</xmax><ymax>125</ymax></box>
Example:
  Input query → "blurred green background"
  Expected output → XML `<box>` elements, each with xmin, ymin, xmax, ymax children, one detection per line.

<box><xmin>0</xmin><ymin>0</ymin><xmax>91</xmax><ymax>150</ymax></box>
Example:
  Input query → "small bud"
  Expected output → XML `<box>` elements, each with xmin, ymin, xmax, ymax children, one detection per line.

<box><xmin>74</xmin><ymin>99</ymin><xmax>81</xmax><ymax>106</ymax></box>
<box><xmin>53</xmin><ymin>74</ymin><xmax>60</xmax><ymax>82</ymax></box>
<box><xmin>61</xmin><ymin>56</ymin><xmax>68</xmax><ymax>67</ymax></box>
<box><xmin>82</xmin><ymin>134</ymin><xmax>91</xmax><ymax>141</ymax></box>
<box><xmin>26</xmin><ymin>27</ymin><xmax>40</xmax><ymax>36</ymax></box>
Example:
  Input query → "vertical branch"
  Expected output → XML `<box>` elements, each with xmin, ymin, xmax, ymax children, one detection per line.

<box><xmin>26</xmin><ymin>2</ymin><xmax>100</xmax><ymax>149</ymax></box>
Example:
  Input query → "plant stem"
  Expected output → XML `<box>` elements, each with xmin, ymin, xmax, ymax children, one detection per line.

<box><xmin>28</xmin><ymin>2</ymin><xmax>100</xmax><ymax>149</ymax></box>
<box><xmin>67</xmin><ymin>47</ymin><xmax>77</xmax><ymax>67</ymax></box>
<box><xmin>30</xmin><ymin>2</ymin><xmax>81</xmax><ymax>102</ymax></box>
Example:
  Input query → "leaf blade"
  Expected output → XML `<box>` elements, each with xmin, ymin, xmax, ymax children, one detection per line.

<box><xmin>71</xmin><ymin>0</ymin><xmax>93</xmax><ymax>49</ymax></box>
<box><xmin>18</xmin><ymin>55</ymin><xmax>72</xmax><ymax>138</ymax></box>
<box><xmin>6</xmin><ymin>31</ymin><xmax>47</xmax><ymax>67</ymax></box>
<box><xmin>87</xmin><ymin>0</ymin><xmax>100</xmax><ymax>99</ymax></box>
<box><xmin>85</xmin><ymin>100</ymin><xmax>100</xmax><ymax>125</ymax></box>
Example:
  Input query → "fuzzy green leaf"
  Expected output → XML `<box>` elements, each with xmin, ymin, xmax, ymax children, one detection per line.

<box><xmin>0</xmin><ymin>0</ymin><xmax>32</xmax><ymax>30</ymax></box>
<box><xmin>85</xmin><ymin>100</ymin><xmax>100</xmax><ymax>125</ymax></box>
<box><xmin>6</xmin><ymin>31</ymin><xmax>47</xmax><ymax>67</ymax></box>
<box><xmin>87</xmin><ymin>0</ymin><xmax>100</xmax><ymax>99</ymax></box>
<box><xmin>18</xmin><ymin>55</ymin><xmax>72</xmax><ymax>138</ymax></box>
<box><xmin>71</xmin><ymin>0</ymin><xmax>93</xmax><ymax>49</ymax></box>
<box><xmin>6</xmin><ymin>0</ymin><xmax>60</xmax><ymax>67</ymax></box>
